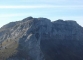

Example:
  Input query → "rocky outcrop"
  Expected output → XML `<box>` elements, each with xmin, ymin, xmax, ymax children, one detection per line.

<box><xmin>0</xmin><ymin>17</ymin><xmax>83</xmax><ymax>60</ymax></box>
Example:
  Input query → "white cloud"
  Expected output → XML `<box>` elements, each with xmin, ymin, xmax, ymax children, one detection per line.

<box><xmin>0</xmin><ymin>5</ymin><xmax>83</xmax><ymax>9</ymax></box>
<box><xmin>21</xmin><ymin>0</ymin><xmax>66</xmax><ymax>2</ymax></box>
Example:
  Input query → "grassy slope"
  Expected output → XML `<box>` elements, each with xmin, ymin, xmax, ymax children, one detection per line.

<box><xmin>0</xmin><ymin>40</ymin><xmax>18</xmax><ymax>60</ymax></box>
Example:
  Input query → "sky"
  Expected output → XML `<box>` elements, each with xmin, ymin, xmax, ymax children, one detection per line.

<box><xmin>0</xmin><ymin>0</ymin><xmax>83</xmax><ymax>27</ymax></box>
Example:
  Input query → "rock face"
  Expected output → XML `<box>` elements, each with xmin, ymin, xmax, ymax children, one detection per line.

<box><xmin>0</xmin><ymin>17</ymin><xmax>83</xmax><ymax>60</ymax></box>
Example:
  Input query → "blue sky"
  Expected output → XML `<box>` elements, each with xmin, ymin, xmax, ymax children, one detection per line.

<box><xmin>0</xmin><ymin>0</ymin><xmax>83</xmax><ymax>27</ymax></box>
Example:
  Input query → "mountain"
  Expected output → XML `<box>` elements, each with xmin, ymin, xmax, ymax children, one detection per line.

<box><xmin>0</xmin><ymin>17</ymin><xmax>83</xmax><ymax>60</ymax></box>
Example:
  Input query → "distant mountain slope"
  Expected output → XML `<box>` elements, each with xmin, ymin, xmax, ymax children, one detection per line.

<box><xmin>0</xmin><ymin>17</ymin><xmax>83</xmax><ymax>60</ymax></box>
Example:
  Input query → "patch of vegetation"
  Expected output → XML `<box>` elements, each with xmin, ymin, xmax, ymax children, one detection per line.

<box><xmin>0</xmin><ymin>40</ymin><xmax>18</xmax><ymax>60</ymax></box>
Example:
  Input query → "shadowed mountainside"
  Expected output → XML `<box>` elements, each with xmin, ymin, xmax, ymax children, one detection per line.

<box><xmin>0</xmin><ymin>17</ymin><xmax>83</xmax><ymax>60</ymax></box>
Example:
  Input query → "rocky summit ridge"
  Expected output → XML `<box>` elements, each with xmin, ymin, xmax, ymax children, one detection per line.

<box><xmin>0</xmin><ymin>16</ymin><xmax>83</xmax><ymax>60</ymax></box>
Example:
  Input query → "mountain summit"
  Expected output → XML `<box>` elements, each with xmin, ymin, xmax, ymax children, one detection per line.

<box><xmin>0</xmin><ymin>17</ymin><xmax>83</xmax><ymax>60</ymax></box>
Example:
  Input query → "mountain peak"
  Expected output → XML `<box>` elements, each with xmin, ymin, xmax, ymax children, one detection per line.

<box><xmin>22</xmin><ymin>16</ymin><xmax>33</xmax><ymax>22</ymax></box>
<box><xmin>0</xmin><ymin>17</ymin><xmax>83</xmax><ymax>60</ymax></box>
